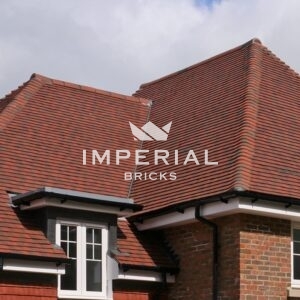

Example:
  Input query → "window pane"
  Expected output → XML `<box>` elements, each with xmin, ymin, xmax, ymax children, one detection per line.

<box><xmin>59</xmin><ymin>225</ymin><xmax>78</xmax><ymax>292</ymax></box>
<box><xmin>69</xmin><ymin>242</ymin><xmax>77</xmax><ymax>258</ymax></box>
<box><xmin>61</xmin><ymin>259</ymin><xmax>77</xmax><ymax>290</ymax></box>
<box><xmin>61</xmin><ymin>225</ymin><xmax>67</xmax><ymax>241</ymax></box>
<box><xmin>294</xmin><ymin>229</ymin><xmax>300</xmax><ymax>241</ymax></box>
<box><xmin>69</xmin><ymin>226</ymin><xmax>77</xmax><ymax>242</ymax></box>
<box><xmin>86</xmin><ymin>261</ymin><xmax>102</xmax><ymax>291</ymax></box>
<box><xmin>295</xmin><ymin>255</ymin><xmax>300</xmax><ymax>279</ymax></box>
<box><xmin>94</xmin><ymin>245</ymin><xmax>102</xmax><ymax>260</ymax></box>
<box><xmin>294</xmin><ymin>242</ymin><xmax>300</xmax><ymax>254</ymax></box>
<box><xmin>87</xmin><ymin>228</ymin><xmax>93</xmax><ymax>243</ymax></box>
<box><xmin>94</xmin><ymin>229</ymin><xmax>102</xmax><ymax>244</ymax></box>
<box><xmin>61</xmin><ymin>242</ymin><xmax>68</xmax><ymax>255</ymax></box>
<box><xmin>87</xmin><ymin>244</ymin><xmax>93</xmax><ymax>259</ymax></box>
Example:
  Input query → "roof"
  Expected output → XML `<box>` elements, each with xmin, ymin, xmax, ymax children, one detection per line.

<box><xmin>2</xmin><ymin>38</ymin><xmax>300</xmax><ymax>266</ymax></box>
<box><xmin>0</xmin><ymin>74</ymin><xmax>149</xmax><ymax>259</ymax></box>
<box><xmin>116</xmin><ymin>219</ymin><xmax>177</xmax><ymax>271</ymax></box>
<box><xmin>0</xmin><ymin>73</ymin><xmax>150</xmax><ymax>196</ymax></box>
<box><xmin>0</xmin><ymin>204</ymin><xmax>66</xmax><ymax>261</ymax></box>
<box><xmin>131</xmin><ymin>38</ymin><xmax>300</xmax><ymax>212</ymax></box>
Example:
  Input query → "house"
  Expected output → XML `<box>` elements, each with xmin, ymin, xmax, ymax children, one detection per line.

<box><xmin>0</xmin><ymin>38</ymin><xmax>300</xmax><ymax>299</ymax></box>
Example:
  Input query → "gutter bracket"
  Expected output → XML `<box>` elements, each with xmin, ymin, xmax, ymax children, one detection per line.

<box><xmin>251</xmin><ymin>198</ymin><xmax>258</xmax><ymax>204</ymax></box>
<box><xmin>285</xmin><ymin>202</ymin><xmax>292</xmax><ymax>209</ymax></box>
<box><xmin>220</xmin><ymin>196</ymin><xmax>228</xmax><ymax>204</ymax></box>
<box><xmin>176</xmin><ymin>207</ymin><xmax>185</xmax><ymax>214</ymax></box>
<box><xmin>60</xmin><ymin>198</ymin><xmax>67</xmax><ymax>204</ymax></box>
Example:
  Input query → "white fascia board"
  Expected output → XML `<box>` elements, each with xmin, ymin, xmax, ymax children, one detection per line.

<box><xmin>136</xmin><ymin>197</ymin><xmax>300</xmax><ymax>231</ymax></box>
<box><xmin>136</xmin><ymin>200</ymin><xmax>240</xmax><ymax>231</ymax></box>
<box><xmin>118</xmin><ymin>269</ymin><xmax>175</xmax><ymax>283</ymax></box>
<box><xmin>135</xmin><ymin>207</ymin><xmax>196</xmax><ymax>231</ymax></box>
<box><xmin>20</xmin><ymin>197</ymin><xmax>132</xmax><ymax>216</ymax></box>
<box><xmin>3</xmin><ymin>258</ymin><xmax>65</xmax><ymax>275</ymax></box>
<box><xmin>237</xmin><ymin>197</ymin><xmax>300</xmax><ymax>221</ymax></box>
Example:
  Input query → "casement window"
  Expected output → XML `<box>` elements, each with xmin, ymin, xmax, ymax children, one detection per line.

<box><xmin>56</xmin><ymin>221</ymin><xmax>108</xmax><ymax>299</ymax></box>
<box><xmin>292</xmin><ymin>224</ymin><xmax>300</xmax><ymax>286</ymax></box>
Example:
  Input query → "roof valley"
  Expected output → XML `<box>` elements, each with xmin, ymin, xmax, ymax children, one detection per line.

<box><xmin>127</xmin><ymin>100</ymin><xmax>153</xmax><ymax>198</ymax></box>
<box><xmin>233</xmin><ymin>39</ymin><xmax>263</xmax><ymax>192</ymax></box>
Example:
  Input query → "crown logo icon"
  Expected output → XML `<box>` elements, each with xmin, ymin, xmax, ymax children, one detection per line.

<box><xmin>129</xmin><ymin>121</ymin><xmax>172</xmax><ymax>141</ymax></box>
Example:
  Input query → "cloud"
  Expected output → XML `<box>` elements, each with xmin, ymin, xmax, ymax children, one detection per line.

<box><xmin>0</xmin><ymin>0</ymin><xmax>300</xmax><ymax>96</ymax></box>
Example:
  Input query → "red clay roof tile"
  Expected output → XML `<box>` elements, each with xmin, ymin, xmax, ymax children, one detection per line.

<box><xmin>0</xmin><ymin>74</ymin><xmax>150</xmax><ymax>259</ymax></box>
<box><xmin>116</xmin><ymin>219</ymin><xmax>176</xmax><ymax>270</ymax></box>
<box><xmin>132</xmin><ymin>38</ymin><xmax>300</xmax><ymax>211</ymax></box>
<box><xmin>2</xmin><ymin>38</ymin><xmax>300</xmax><ymax>267</ymax></box>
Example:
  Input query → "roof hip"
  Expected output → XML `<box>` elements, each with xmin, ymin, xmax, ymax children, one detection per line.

<box><xmin>233</xmin><ymin>39</ymin><xmax>263</xmax><ymax>192</ymax></box>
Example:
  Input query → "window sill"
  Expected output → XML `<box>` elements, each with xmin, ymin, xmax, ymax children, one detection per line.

<box><xmin>288</xmin><ymin>287</ymin><xmax>300</xmax><ymax>297</ymax></box>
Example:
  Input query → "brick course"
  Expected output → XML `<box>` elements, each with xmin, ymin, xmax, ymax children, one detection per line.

<box><xmin>239</xmin><ymin>214</ymin><xmax>291</xmax><ymax>300</ymax></box>
<box><xmin>163</xmin><ymin>214</ymin><xmax>295</xmax><ymax>300</ymax></box>
<box><xmin>164</xmin><ymin>221</ymin><xmax>215</xmax><ymax>300</ymax></box>
<box><xmin>0</xmin><ymin>273</ymin><xmax>56</xmax><ymax>299</ymax></box>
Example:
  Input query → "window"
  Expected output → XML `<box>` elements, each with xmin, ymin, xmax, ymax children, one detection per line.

<box><xmin>292</xmin><ymin>225</ymin><xmax>300</xmax><ymax>286</ymax></box>
<box><xmin>56</xmin><ymin>221</ymin><xmax>108</xmax><ymax>299</ymax></box>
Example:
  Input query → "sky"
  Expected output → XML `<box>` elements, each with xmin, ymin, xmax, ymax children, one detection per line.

<box><xmin>0</xmin><ymin>0</ymin><xmax>300</xmax><ymax>96</ymax></box>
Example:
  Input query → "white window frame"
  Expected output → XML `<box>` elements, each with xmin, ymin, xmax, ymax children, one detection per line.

<box><xmin>292</xmin><ymin>223</ymin><xmax>300</xmax><ymax>287</ymax></box>
<box><xmin>56</xmin><ymin>220</ymin><xmax>108</xmax><ymax>299</ymax></box>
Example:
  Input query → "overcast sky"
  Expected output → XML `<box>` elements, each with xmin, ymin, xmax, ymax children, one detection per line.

<box><xmin>0</xmin><ymin>0</ymin><xmax>300</xmax><ymax>97</ymax></box>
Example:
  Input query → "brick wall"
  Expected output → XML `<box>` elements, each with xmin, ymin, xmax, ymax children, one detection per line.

<box><xmin>113</xmin><ymin>280</ymin><xmax>167</xmax><ymax>300</ymax></box>
<box><xmin>0</xmin><ymin>272</ymin><xmax>57</xmax><ymax>299</ymax></box>
<box><xmin>216</xmin><ymin>214</ymin><xmax>240</xmax><ymax>299</ymax></box>
<box><xmin>114</xmin><ymin>291</ymin><xmax>168</xmax><ymax>300</ymax></box>
<box><xmin>239</xmin><ymin>214</ymin><xmax>291</xmax><ymax>300</ymax></box>
<box><xmin>163</xmin><ymin>213</ymin><xmax>294</xmax><ymax>300</ymax></box>
<box><xmin>164</xmin><ymin>215</ymin><xmax>240</xmax><ymax>300</ymax></box>
<box><xmin>113</xmin><ymin>291</ymin><xmax>152</xmax><ymax>300</ymax></box>
<box><xmin>164</xmin><ymin>220</ymin><xmax>215</xmax><ymax>299</ymax></box>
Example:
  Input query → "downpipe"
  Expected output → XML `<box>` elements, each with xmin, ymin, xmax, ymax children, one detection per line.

<box><xmin>195</xmin><ymin>205</ymin><xmax>218</xmax><ymax>300</ymax></box>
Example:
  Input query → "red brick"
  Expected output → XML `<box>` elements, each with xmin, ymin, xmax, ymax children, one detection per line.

<box><xmin>0</xmin><ymin>273</ymin><xmax>56</xmax><ymax>299</ymax></box>
<box><xmin>162</xmin><ymin>214</ymin><xmax>293</xmax><ymax>300</ymax></box>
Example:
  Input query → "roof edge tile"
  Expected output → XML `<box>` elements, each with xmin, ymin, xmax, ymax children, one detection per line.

<box><xmin>0</xmin><ymin>74</ymin><xmax>46</xmax><ymax>130</ymax></box>
<box><xmin>135</xmin><ymin>38</ymin><xmax>263</xmax><ymax>92</ymax></box>
<box><xmin>33</xmin><ymin>73</ymin><xmax>151</xmax><ymax>106</ymax></box>
<box><xmin>233</xmin><ymin>40</ymin><xmax>263</xmax><ymax>190</ymax></box>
